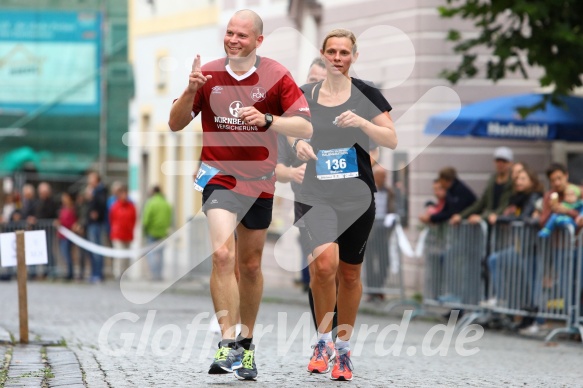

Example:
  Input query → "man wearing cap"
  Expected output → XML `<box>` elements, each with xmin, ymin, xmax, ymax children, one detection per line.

<box><xmin>450</xmin><ymin>146</ymin><xmax>514</xmax><ymax>225</ymax></box>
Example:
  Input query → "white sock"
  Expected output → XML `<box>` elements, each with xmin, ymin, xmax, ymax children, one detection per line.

<box><xmin>318</xmin><ymin>331</ymin><xmax>333</xmax><ymax>342</ymax></box>
<box><xmin>335</xmin><ymin>338</ymin><xmax>350</xmax><ymax>351</ymax></box>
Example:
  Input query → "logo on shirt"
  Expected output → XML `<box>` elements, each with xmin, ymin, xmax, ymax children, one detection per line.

<box><xmin>229</xmin><ymin>101</ymin><xmax>244</xmax><ymax>117</ymax></box>
<box><xmin>250</xmin><ymin>87</ymin><xmax>267</xmax><ymax>102</ymax></box>
<box><xmin>211</xmin><ymin>86</ymin><xmax>223</xmax><ymax>94</ymax></box>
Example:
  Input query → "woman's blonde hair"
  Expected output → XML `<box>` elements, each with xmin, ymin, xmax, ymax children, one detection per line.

<box><xmin>321</xmin><ymin>28</ymin><xmax>357</xmax><ymax>54</ymax></box>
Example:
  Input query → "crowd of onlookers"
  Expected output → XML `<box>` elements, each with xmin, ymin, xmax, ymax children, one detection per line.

<box><xmin>419</xmin><ymin>146</ymin><xmax>583</xmax><ymax>231</ymax></box>
<box><xmin>0</xmin><ymin>171</ymin><xmax>172</xmax><ymax>283</ymax></box>
<box><xmin>419</xmin><ymin>147</ymin><xmax>583</xmax><ymax>335</ymax></box>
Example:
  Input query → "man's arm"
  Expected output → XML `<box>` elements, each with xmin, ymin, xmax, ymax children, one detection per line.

<box><xmin>237</xmin><ymin>108</ymin><xmax>312</xmax><ymax>139</ymax></box>
<box><xmin>429</xmin><ymin>202</ymin><xmax>454</xmax><ymax>223</ymax></box>
<box><xmin>168</xmin><ymin>54</ymin><xmax>212</xmax><ymax>132</ymax></box>
<box><xmin>460</xmin><ymin>183</ymin><xmax>488</xmax><ymax>218</ymax></box>
<box><xmin>271</xmin><ymin>115</ymin><xmax>312</xmax><ymax>139</ymax></box>
<box><xmin>169</xmin><ymin>90</ymin><xmax>196</xmax><ymax>131</ymax></box>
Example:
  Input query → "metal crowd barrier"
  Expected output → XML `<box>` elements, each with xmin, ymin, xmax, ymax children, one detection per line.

<box><xmin>420</xmin><ymin>219</ymin><xmax>583</xmax><ymax>343</ymax></box>
<box><xmin>362</xmin><ymin>219</ymin><xmax>404</xmax><ymax>301</ymax></box>
<box><xmin>0</xmin><ymin>219</ymin><xmax>59</xmax><ymax>278</ymax></box>
<box><xmin>468</xmin><ymin>222</ymin><xmax>582</xmax><ymax>342</ymax></box>
<box><xmin>422</xmin><ymin>220</ymin><xmax>487</xmax><ymax>311</ymax></box>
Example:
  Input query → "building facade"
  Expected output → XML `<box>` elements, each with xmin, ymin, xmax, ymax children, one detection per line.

<box><xmin>128</xmin><ymin>0</ymin><xmax>583</xmax><ymax>288</ymax></box>
<box><xmin>0</xmin><ymin>0</ymin><xmax>131</xmax><ymax>185</ymax></box>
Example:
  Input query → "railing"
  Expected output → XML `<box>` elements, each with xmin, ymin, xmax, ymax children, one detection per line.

<box><xmin>362</xmin><ymin>219</ymin><xmax>404</xmax><ymax>300</ymax></box>
<box><xmin>420</xmin><ymin>220</ymin><xmax>583</xmax><ymax>343</ymax></box>
<box><xmin>422</xmin><ymin>221</ymin><xmax>487</xmax><ymax>310</ymax></box>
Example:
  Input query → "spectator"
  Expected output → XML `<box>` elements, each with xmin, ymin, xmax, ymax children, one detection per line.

<box><xmin>484</xmin><ymin>167</ymin><xmax>543</xmax><ymax>307</ymax></box>
<box><xmin>365</xmin><ymin>164</ymin><xmax>395</xmax><ymax>302</ymax></box>
<box><xmin>21</xmin><ymin>183</ymin><xmax>37</xmax><ymax>221</ymax></box>
<box><xmin>142</xmin><ymin>186</ymin><xmax>172</xmax><ymax>281</ymax></box>
<box><xmin>511</xmin><ymin>161</ymin><xmax>529</xmax><ymax>181</ymax></box>
<box><xmin>105</xmin><ymin>180</ymin><xmax>123</xmax><ymax>235</ymax></box>
<box><xmin>1</xmin><ymin>192</ymin><xmax>17</xmax><ymax>223</ymax></box>
<box><xmin>418</xmin><ymin>179</ymin><xmax>446</xmax><ymax>223</ymax></box>
<box><xmin>74</xmin><ymin>186</ymin><xmax>93</xmax><ymax>280</ymax></box>
<box><xmin>32</xmin><ymin>182</ymin><xmax>59</xmax><ymax>221</ymax></box>
<box><xmin>9</xmin><ymin>209</ymin><xmax>23</xmax><ymax>222</ymax></box>
<box><xmin>30</xmin><ymin>182</ymin><xmax>59</xmax><ymax>278</ymax></box>
<box><xmin>86</xmin><ymin>171</ymin><xmax>108</xmax><ymax>283</ymax></box>
<box><xmin>57</xmin><ymin>192</ymin><xmax>78</xmax><ymax>280</ymax></box>
<box><xmin>109</xmin><ymin>185</ymin><xmax>137</xmax><ymax>280</ymax></box>
<box><xmin>538</xmin><ymin>185</ymin><xmax>583</xmax><ymax>238</ymax></box>
<box><xmin>539</xmin><ymin>163</ymin><xmax>583</xmax><ymax>229</ymax></box>
<box><xmin>419</xmin><ymin>167</ymin><xmax>476</xmax><ymax>224</ymax></box>
<box><xmin>524</xmin><ymin>163</ymin><xmax>582</xmax><ymax>335</ymax></box>
<box><xmin>450</xmin><ymin>147</ymin><xmax>514</xmax><ymax>225</ymax></box>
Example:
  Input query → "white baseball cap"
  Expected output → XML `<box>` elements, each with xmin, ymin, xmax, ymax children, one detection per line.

<box><xmin>493</xmin><ymin>146</ymin><xmax>513</xmax><ymax>162</ymax></box>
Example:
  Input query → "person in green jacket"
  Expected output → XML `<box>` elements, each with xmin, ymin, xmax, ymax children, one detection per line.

<box><xmin>142</xmin><ymin>186</ymin><xmax>172</xmax><ymax>280</ymax></box>
<box><xmin>450</xmin><ymin>147</ymin><xmax>514</xmax><ymax>226</ymax></box>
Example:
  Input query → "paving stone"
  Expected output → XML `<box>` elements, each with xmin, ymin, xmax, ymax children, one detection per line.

<box><xmin>4</xmin><ymin>378</ymin><xmax>43</xmax><ymax>388</ymax></box>
<box><xmin>2</xmin><ymin>279</ymin><xmax>583</xmax><ymax>387</ymax></box>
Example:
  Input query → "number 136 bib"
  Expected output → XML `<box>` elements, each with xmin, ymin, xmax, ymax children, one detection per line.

<box><xmin>315</xmin><ymin>147</ymin><xmax>359</xmax><ymax>180</ymax></box>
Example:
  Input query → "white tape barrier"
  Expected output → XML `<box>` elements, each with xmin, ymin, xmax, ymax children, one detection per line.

<box><xmin>414</xmin><ymin>228</ymin><xmax>429</xmax><ymax>258</ymax></box>
<box><xmin>58</xmin><ymin>226</ymin><xmax>160</xmax><ymax>259</ymax></box>
<box><xmin>383</xmin><ymin>213</ymin><xmax>428</xmax><ymax>259</ymax></box>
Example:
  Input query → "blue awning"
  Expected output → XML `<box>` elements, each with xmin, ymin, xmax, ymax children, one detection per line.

<box><xmin>424</xmin><ymin>93</ymin><xmax>583</xmax><ymax>141</ymax></box>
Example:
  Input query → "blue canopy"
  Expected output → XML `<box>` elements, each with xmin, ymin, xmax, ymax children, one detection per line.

<box><xmin>424</xmin><ymin>93</ymin><xmax>583</xmax><ymax>141</ymax></box>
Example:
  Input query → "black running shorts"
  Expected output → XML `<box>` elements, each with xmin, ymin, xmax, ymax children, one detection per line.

<box><xmin>302</xmin><ymin>193</ymin><xmax>375</xmax><ymax>264</ymax></box>
<box><xmin>202</xmin><ymin>184</ymin><xmax>273</xmax><ymax>230</ymax></box>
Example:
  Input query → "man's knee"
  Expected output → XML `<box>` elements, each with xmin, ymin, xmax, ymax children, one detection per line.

<box><xmin>212</xmin><ymin>246</ymin><xmax>235</xmax><ymax>273</ymax></box>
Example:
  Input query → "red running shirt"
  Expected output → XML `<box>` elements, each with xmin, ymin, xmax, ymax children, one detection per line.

<box><xmin>191</xmin><ymin>56</ymin><xmax>311</xmax><ymax>198</ymax></box>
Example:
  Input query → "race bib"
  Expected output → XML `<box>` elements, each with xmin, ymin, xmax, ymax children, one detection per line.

<box><xmin>193</xmin><ymin>162</ymin><xmax>220</xmax><ymax>192</ymax></box>
<box><xmin>315</xmin><ymin>147</ymin><xmax>359</xmax><ymax>180</ymax></box>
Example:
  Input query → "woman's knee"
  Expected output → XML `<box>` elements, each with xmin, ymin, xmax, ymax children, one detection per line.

<box><xmin>338</xmin><ymin>264</ymin><xmax>361</xmax><ymax>287</ymax></box>
<box><xmin>238</xmin><ymin>257</ymin><xmax>262</xmax><ymax>278</ymax></box>
<box><xmin>311</xmin><ymin>254</ymin><xmax>338</xmax><ymax>283</ymax></box>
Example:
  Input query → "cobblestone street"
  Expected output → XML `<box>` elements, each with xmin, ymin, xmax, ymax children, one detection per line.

<box><xmin>0</xmin><ymin>280</ymin><xmax>582</xmax><ymax>387</ymax></box>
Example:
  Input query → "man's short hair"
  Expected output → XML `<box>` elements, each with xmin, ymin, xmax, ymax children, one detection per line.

<box><xmin>234</xmin><ymin>9</ymin><xmax>263</xmax><ymax>35</ymax></box>
<box><xmin>438</xmin><ymin>167</ymin><xmax>457</xmax><ymax>182</ymax></box>
<box><xmin>310</xmin><ymin>57</ymin><xmax>325</xmax><ymax>69</ymax></box>
<box><xmin>545</xmin><ymin>162</ymin><xmax>568</xmax><ymax>178</ymax></box>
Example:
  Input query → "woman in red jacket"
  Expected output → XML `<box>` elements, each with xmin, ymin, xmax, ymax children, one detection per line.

<box><xmin>109</xmin><ymin>185</ymin><xmax>137</xmax><ymax>280</ymax></box>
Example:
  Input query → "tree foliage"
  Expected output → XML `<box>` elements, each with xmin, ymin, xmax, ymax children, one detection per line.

<box><xmin>439</xmin><ymin>0</ymin><xmax>583</xmax><ymax>114</ymax></box>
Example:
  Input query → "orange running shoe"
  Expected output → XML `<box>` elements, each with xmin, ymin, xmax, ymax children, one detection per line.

<box><xmin>307</xmin><ymin>340</ymin><xmax>336</xmax><ymax>373</ymax></box>
<box><xmin>330</xmin><ymin>348</ymin><xmax>353</xmax><ymax>381</ymax></box>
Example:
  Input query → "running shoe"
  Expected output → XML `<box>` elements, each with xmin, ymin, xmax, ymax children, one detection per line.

<box><xmin>330</xmin><ymin>347</ymin><xmax>353</xmax><ymax>381</ymax></box>
<box><xmin>234</xmin><ymin>344</ymin><xmax>257</xmax><ymax>381</ymax></box>
<box><xmin>307</xmin><ymin>340</ymin><xmax>336</xmax><ymax>373</ymax></box>
<box><xmin>208</xmin><ymin>342</ymin><xmax>243</xmax><ymax>374</ymax></box>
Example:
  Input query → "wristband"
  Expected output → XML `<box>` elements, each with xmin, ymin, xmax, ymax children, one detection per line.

<box><xmin>292</xmin><ymin>138</ymin><xmax>306</xmax><ymax>153</ymax></box>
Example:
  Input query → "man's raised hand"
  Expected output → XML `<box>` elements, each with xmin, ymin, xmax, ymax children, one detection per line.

<box><xmin>187</xmin><ymin>54</ymin><xmax>212</xmax><ymax>93</ymax></box>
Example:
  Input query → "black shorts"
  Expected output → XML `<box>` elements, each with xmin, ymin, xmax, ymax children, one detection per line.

<box><xmin>302</xmin><ymin>193</ymin><xmax>375</xmax><ymax>264</ymax></box>
<box><xmin>202</xmin><ymin>184</ymin><xmax>273</xmax><ymax>230</ymax></box>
